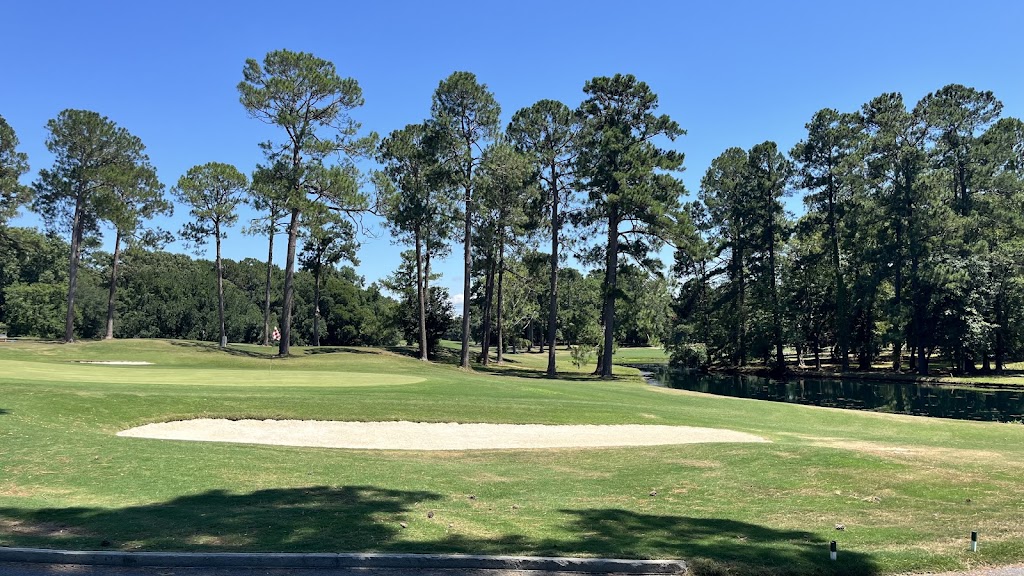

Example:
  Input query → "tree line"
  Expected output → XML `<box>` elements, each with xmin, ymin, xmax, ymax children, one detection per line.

<box><xmin>674</xmin><ymin>86</ymin><xmax>1024</xmax><ymax>375</ymax></box>
<box><xmin>2</xmin><ymin>49</ymin><xmax>1022</xmax><ymax>376</ymax></box>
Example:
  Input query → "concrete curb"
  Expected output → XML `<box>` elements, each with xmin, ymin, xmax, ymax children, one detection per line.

<box><xmin>0</xmin><ymin>547</ymin><xmax>686</xmax><ymax>574</ymax></box>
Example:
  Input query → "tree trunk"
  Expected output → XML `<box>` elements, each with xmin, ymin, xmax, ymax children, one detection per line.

<box><xmin>104</xmin><ymin>229</ymin><xmax>122</xmax><ymax>340</ymax></box>
<box><xmin>216</xmin><ymin>223</ymin><xmax>227</xmax><ymax>349</ymax></box>
<box><xmin>459</xmin><ymin>172</ymin><xmax>473</xmax><ymax>369</ymax></box>
<box><xmin>278</xmin><ymin>207</ymin><xmax>301</xmax><ymax>356</ymax></box>
<box><xmin>496</xmin><ymin>237</ymin><xmax>506</xmax><ymax>365</ymax></box>
<box><xmin>64</xmin><ymin>192</ymin><xmax>86</xmax><ymax>343</ymax></box>
<box><xmin>917</xmin><ymin>343</ymin><xmax>929</xmax><ymax>376</ymax></box>
<box><xmin>262</xmin><ymin>227</ymin><xmax>274</xmax><ymax>346</ymax></box>
<box><xmin>546</xmin><ymin>164</ymin><xmax>560</xmax><ymax>377</ymax></box>
<box><xmin>415</xmin><ymin>226</ymin><xmax>428</xmax><ymax>361</ymax></box>
<box><xmin>892</xmin><ymin>219</ymin><xmax>905</xmax><ymax>372</ymax></box>
<box><xmin>479</xmin><ymin>249</ymin><xmax>496</xmax><ymax>365</ymax></box>
<box><xmin>827</xmin><ymin>173</ymin><xmax>850</xmax><ymax>371</ymax></box>
<box><xmin>768</xmin><ymin>210</ymin><xmax>784</xmax><ymax>371</ymax></box>
<box><xmin>600</xmin><ymin>208</ymin><xmax>619</xmax><ymax>378</ymax></box>
<box><xmin>312</xmin><ymin>264</ymin><xmax>321</xmax><ymax>347</ymax></box>
<box><xmin>736</xmin><ymin>241</ymin><xmax>747</xmax><ymax>366</ymax></box>
<box><xmin>995</xmin><ymin>290</ymin><xmax>1005</xmax><ymax>373</ymax></box>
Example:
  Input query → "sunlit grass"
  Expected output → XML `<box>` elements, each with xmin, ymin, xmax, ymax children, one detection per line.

<box><xmin>1</xmin><ymin>338</ymin><xmax>1023</xmax><ymax>575</ymax></box>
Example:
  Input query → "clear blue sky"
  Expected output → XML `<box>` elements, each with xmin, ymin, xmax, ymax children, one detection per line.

<box><xmin>4</xmin><ymin>0</ymin><xmax>1022</xmax><ymax>303</ymax></box>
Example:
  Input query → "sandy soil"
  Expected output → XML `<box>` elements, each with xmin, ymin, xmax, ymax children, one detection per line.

<box><xmin>75</xmin><ymin>361</ymin><xmax>154</xmax><ymax>365</ymax></box>
<box><xmin>117</xmin><ymin>419</ymin><xmax>769</xmax><ymax>450</ymax></box>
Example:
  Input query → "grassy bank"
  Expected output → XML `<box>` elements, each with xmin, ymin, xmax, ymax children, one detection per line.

<box><xmin>1</xmin><ymin>339</ymin><xmax>1022</xmax><ymax>575</ymax></box>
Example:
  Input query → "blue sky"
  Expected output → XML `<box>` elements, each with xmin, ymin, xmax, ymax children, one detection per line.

<box><xmin>4</xmin><ymin>0</ymin><xmax>1022</xmax><ymax>304</ymax></box>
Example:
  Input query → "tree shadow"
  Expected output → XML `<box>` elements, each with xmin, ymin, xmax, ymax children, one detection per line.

<box><xmin>544</xmin><ymin>509</ymin><xmax>876</xmax><ymax>576</ymax></box>
<box><xmin>0</xmin><ymin>490</ymin><xmax>878</xmax><ymax>575</ymax></box>
<box><xmin>168</xmin><ymin>341</ymin><xmax>277</xmax><ymax>360</ymax></box>
<box><xmin>386</xmin><ymin>344</ymin><xmax>618</xmax><ymax>382</ymax></box>
<box><xmin>303</xmin><ymin>346</ymin><xmax>378</xmax><ymax>356</ymax></box>
<box><xmin>0</xmin><ymin>485</ymin><xmax>441</xmax><ymax>553</ymax></box>
<box><xmin>0</xmin><ymin>408</ymin><xmax>9</xmax><ymax>415</ymax></box>
<box><xmin>473</xmin><ymin>365</ymin><xmax>611</xmax><ymax>383</ymax></box>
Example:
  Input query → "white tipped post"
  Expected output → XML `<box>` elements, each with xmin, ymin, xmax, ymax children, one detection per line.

<box><xmin>970</xmin><ymin>531</ymin><xmax>978</xmax><ymax>552</ymax></box>
<box><xmin>830</xmin><ymin>540</ymin><xmax>837</xmax><ymax>561</ymax></box>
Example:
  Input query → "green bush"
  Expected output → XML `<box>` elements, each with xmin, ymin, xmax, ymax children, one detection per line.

<box><xmin>570</xmin><ymin>343</ymin><xmax>595</xmax><ymax>369</ymax></box>
<box><xmin>670</xmin><ymin>343</ymin><xmax>709</xmax><ymax>369</ymax></box>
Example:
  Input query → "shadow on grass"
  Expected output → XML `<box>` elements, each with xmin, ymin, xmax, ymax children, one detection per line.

<box><xmin>0</xmin><ymin>408</ymin><xmax>9</xmax><ymax>415</ymax></box>
<box><xmin>388</xmin><ymin>344</ymin><xmax>617</xmax><ymax>383</ymax></box>
<box><xmin>0</xmin><ymin>485</ymin><xmax>441</xmax><ymax>553</ymax></box>
<box><xmin>303</xmin><ymin>346</ymin><xmax>378</xmax><ymax>356</ymax></box>
<box><xmin>0</xmin><ymin>487</ymin><xmax>877</xmax><ymax>575</ymax></box>
<box><xmin>168</xmin><ymin>340</ymin><xmax>275</xmax><ymax>359</ymax></box>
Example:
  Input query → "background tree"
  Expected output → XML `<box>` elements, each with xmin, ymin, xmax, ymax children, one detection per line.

<box><xmin>745</xmin><ymin>141</ymin><xmax>792</xmax><ymax>370</ymax></box>
<box><xmin>247</xmin><ymin>163</ymin><xmax>289</xmax><ymax>345</ymax></box>
<box><xmin>298</xmin><ymin>209</ymin><xmax>358</xmax><ymax>346</ymax></box>
<box><xmin>862</xmin><ymin>93</ymin><xmax>939</xmax><ymax>375</ymax></box>
<box><xmin>576</xmin><ymin>74</ymin><xmax>686</xmax><ymax>377</ymax></box>
<box><xmin>376</xmin><ymin>122</ymin><xmax>457</xmax><ymax>361</ymax></box>
<box><xmin>669</xmin><ymin>201</ymin><xmax>720</xmax><ymax>361</ymax></box>
<box><xmin>32</xmin><ymin>109</ymin><xmax>158</xmax><ymax>342</ymax></box>
<box><xmin>973</xmin><ymin>117</ymin><xmax>1024</xmax><ymax>371</ymax></box>
<box><xmin>475</xmin><ymin>142</ymin><xmax>535</xmax><ymax>364</ymax></box>
<box><xmin>383</xmin><ymin>250</ymin><xmax>455</xmax><ymax>358</ymax></box>
<box><xmin>918</xmin><ymin>84</ymin><xmax>1003</xmax><ymax>217</ymax></box>
<box><xmin>173</xmin><ymin>162</ymin><xmax>248</xmax><ymax>349</ymax></box>
<box><xmin>791</xmin><ymin>108</ymin><xmax>862</xmax><ymax>371</ymax></box>
<box><xmin>239</xmin><ymin>49</ymin><xmax>375</xmax><ymax>355</ymax></box>
<box><xmin>696</xmin><ymin>147</ymin><xmax>753</xmax><ymax>362</ymax></box>
<box><xmin>102</xmin><ymin>166</ymin><xmax>170</xmax><ymax>339</ymax></box>
<box><xmin>0</xmin><ymin>115</ymin><xmax>31</xmax><ymax>225</ymax></box>
<box><xmin>615</xmin><ymin>265</ymin><xmax>672</xmax><ymax>347</ymax></box>
<box><xmin>507</xmin><ymin>99</ymin><xmax>579</xmax><ymax>375</ymax></box>
<box><xmin>430</xmin><ymin>71</ymin><xmax>501</xmax><ymax>368</ymax></box>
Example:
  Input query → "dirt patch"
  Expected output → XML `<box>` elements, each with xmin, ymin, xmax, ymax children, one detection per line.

<box><xmin>0</xmin><ymin>518</ymin><xmax>91</xmax><ymax>539</ymax></box>
<box><xmin>117</xmin><ymin>420</ymin><xmax>770</xmax><ymax>451</ymax></box>
<box><xmin>803</xmin><ymin>437</ymin><xmax>1006</xmax><ymax>463</ymax></box>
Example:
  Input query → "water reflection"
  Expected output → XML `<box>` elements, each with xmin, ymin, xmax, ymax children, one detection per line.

<box><xmin>643</xmin><ymin>366</ymin><xmax>1024</xmax><ymax>422</ymax></box>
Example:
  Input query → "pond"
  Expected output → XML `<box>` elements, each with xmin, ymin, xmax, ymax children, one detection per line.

<box><xmin>641</xmin><ymin>365</ymin><xmax>1024</xmax><ymax>422</ymax></box>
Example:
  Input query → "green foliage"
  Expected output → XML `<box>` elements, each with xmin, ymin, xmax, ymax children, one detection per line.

<box><xmin>0</xmin><ymin>115</ymin><xmax>31</xmax><ymax>224</ymax></box>
<box><xmin>384</xmin><ymin>251</ymin><xmax>455</xmax><ymax>358</ymax></box>
<box><xmin>31</xmin><ymin>109</ymin><xmax>161</xmax><ymax>342</ymax></box>
<box><xmin>576</xmin><ymin>73</ymin><xmax>687</xmax><ymax>376</ymax></box>
<box><xmin>173</xmin><ymin>162</ymin><xmax>247</xmax><ymax>248</ymax></box>
<box><xmin>615</xmin><ymin>266</ymin><xmax>672</xmax><ymax>347</ymax></box>
<box><xmin>569</xmin><ymin>342</ymin><xmax>595</xmax><ymax>369</ymax></box>
<box><xmin>669</xmin><ymin>343</ymin><xmax>709</xmax><ymax>369</ymax></box>
<box><xmin>2</xmin><ymin>282</ymin><xmax>67</xmax><ymax>338</ymax></box>
<box><xmin>430</xmin><ymin>71</ymin><xmax>501</xmax><ymax>367</ymax></box>
<box><xmin>238</xmin><ymin>49</ymin><xmax>375</xmax><ymax>354</ymax></box>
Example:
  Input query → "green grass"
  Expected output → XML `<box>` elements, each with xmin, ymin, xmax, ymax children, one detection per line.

<box><xmin>2</xmin><ymin>339</ymin><xmax>1024</xmax><ymax>575</ymax></box>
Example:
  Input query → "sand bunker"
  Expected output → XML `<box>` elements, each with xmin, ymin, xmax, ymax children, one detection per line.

<box><xmin>76</xmin><ymin>361</ymin><xmax>154</xmax><ymax>365</ymax></box>
<box><xmin>117</xmin><ymin>419</ymin><xmax>769</xmax><ymax>450</ymax></box>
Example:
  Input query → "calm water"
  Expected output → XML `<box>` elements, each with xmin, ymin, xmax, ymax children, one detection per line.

<box><xmin>642</xmin><ymin>365</ymin><xmax>1024</xmax><ymax>422</ymax></box>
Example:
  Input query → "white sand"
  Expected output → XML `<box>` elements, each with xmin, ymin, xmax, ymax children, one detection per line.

<box><xmin>117</xmin><ymin>419</ymin><xmax>769</xmax><ymax>450</ymax></box>
<box><xmin>76</xmin><ymin>361</ymin><xmax>154</xmax><ymax>365</ymax></box>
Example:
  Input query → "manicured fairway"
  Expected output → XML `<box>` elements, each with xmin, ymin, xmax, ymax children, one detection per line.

<box><xmin>1</xmin><ymin>339</ymin><xmax>1023</xmax><ymax>576</ymax></box>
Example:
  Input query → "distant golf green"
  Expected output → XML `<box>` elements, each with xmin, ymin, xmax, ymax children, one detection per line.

<box><xmin>3</xmin><ymin>360</ymin><xmax>424</xmax><ymax>387</ymax></box>
<box><xmin>1</xmin><ymin>338</ymin><xmax>1023</xmax><ymax>576</ymax></box>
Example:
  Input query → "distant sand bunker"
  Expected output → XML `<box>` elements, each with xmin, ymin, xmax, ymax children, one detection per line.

<box><xmin>76</xmin><ymin>361</ymin><xmax>154</xmax><ymax>365</ymax></box>
<box><xmin>117</xmin><ymin>419</ymin><xmax>769</xmax><ymax>450</ymax></box>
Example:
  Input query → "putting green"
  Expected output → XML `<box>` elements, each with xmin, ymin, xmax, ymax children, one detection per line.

<box><xmin>0</xmin><ymin>359</ymin><xmax>424</xmax><ymax>387</ymax></box>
